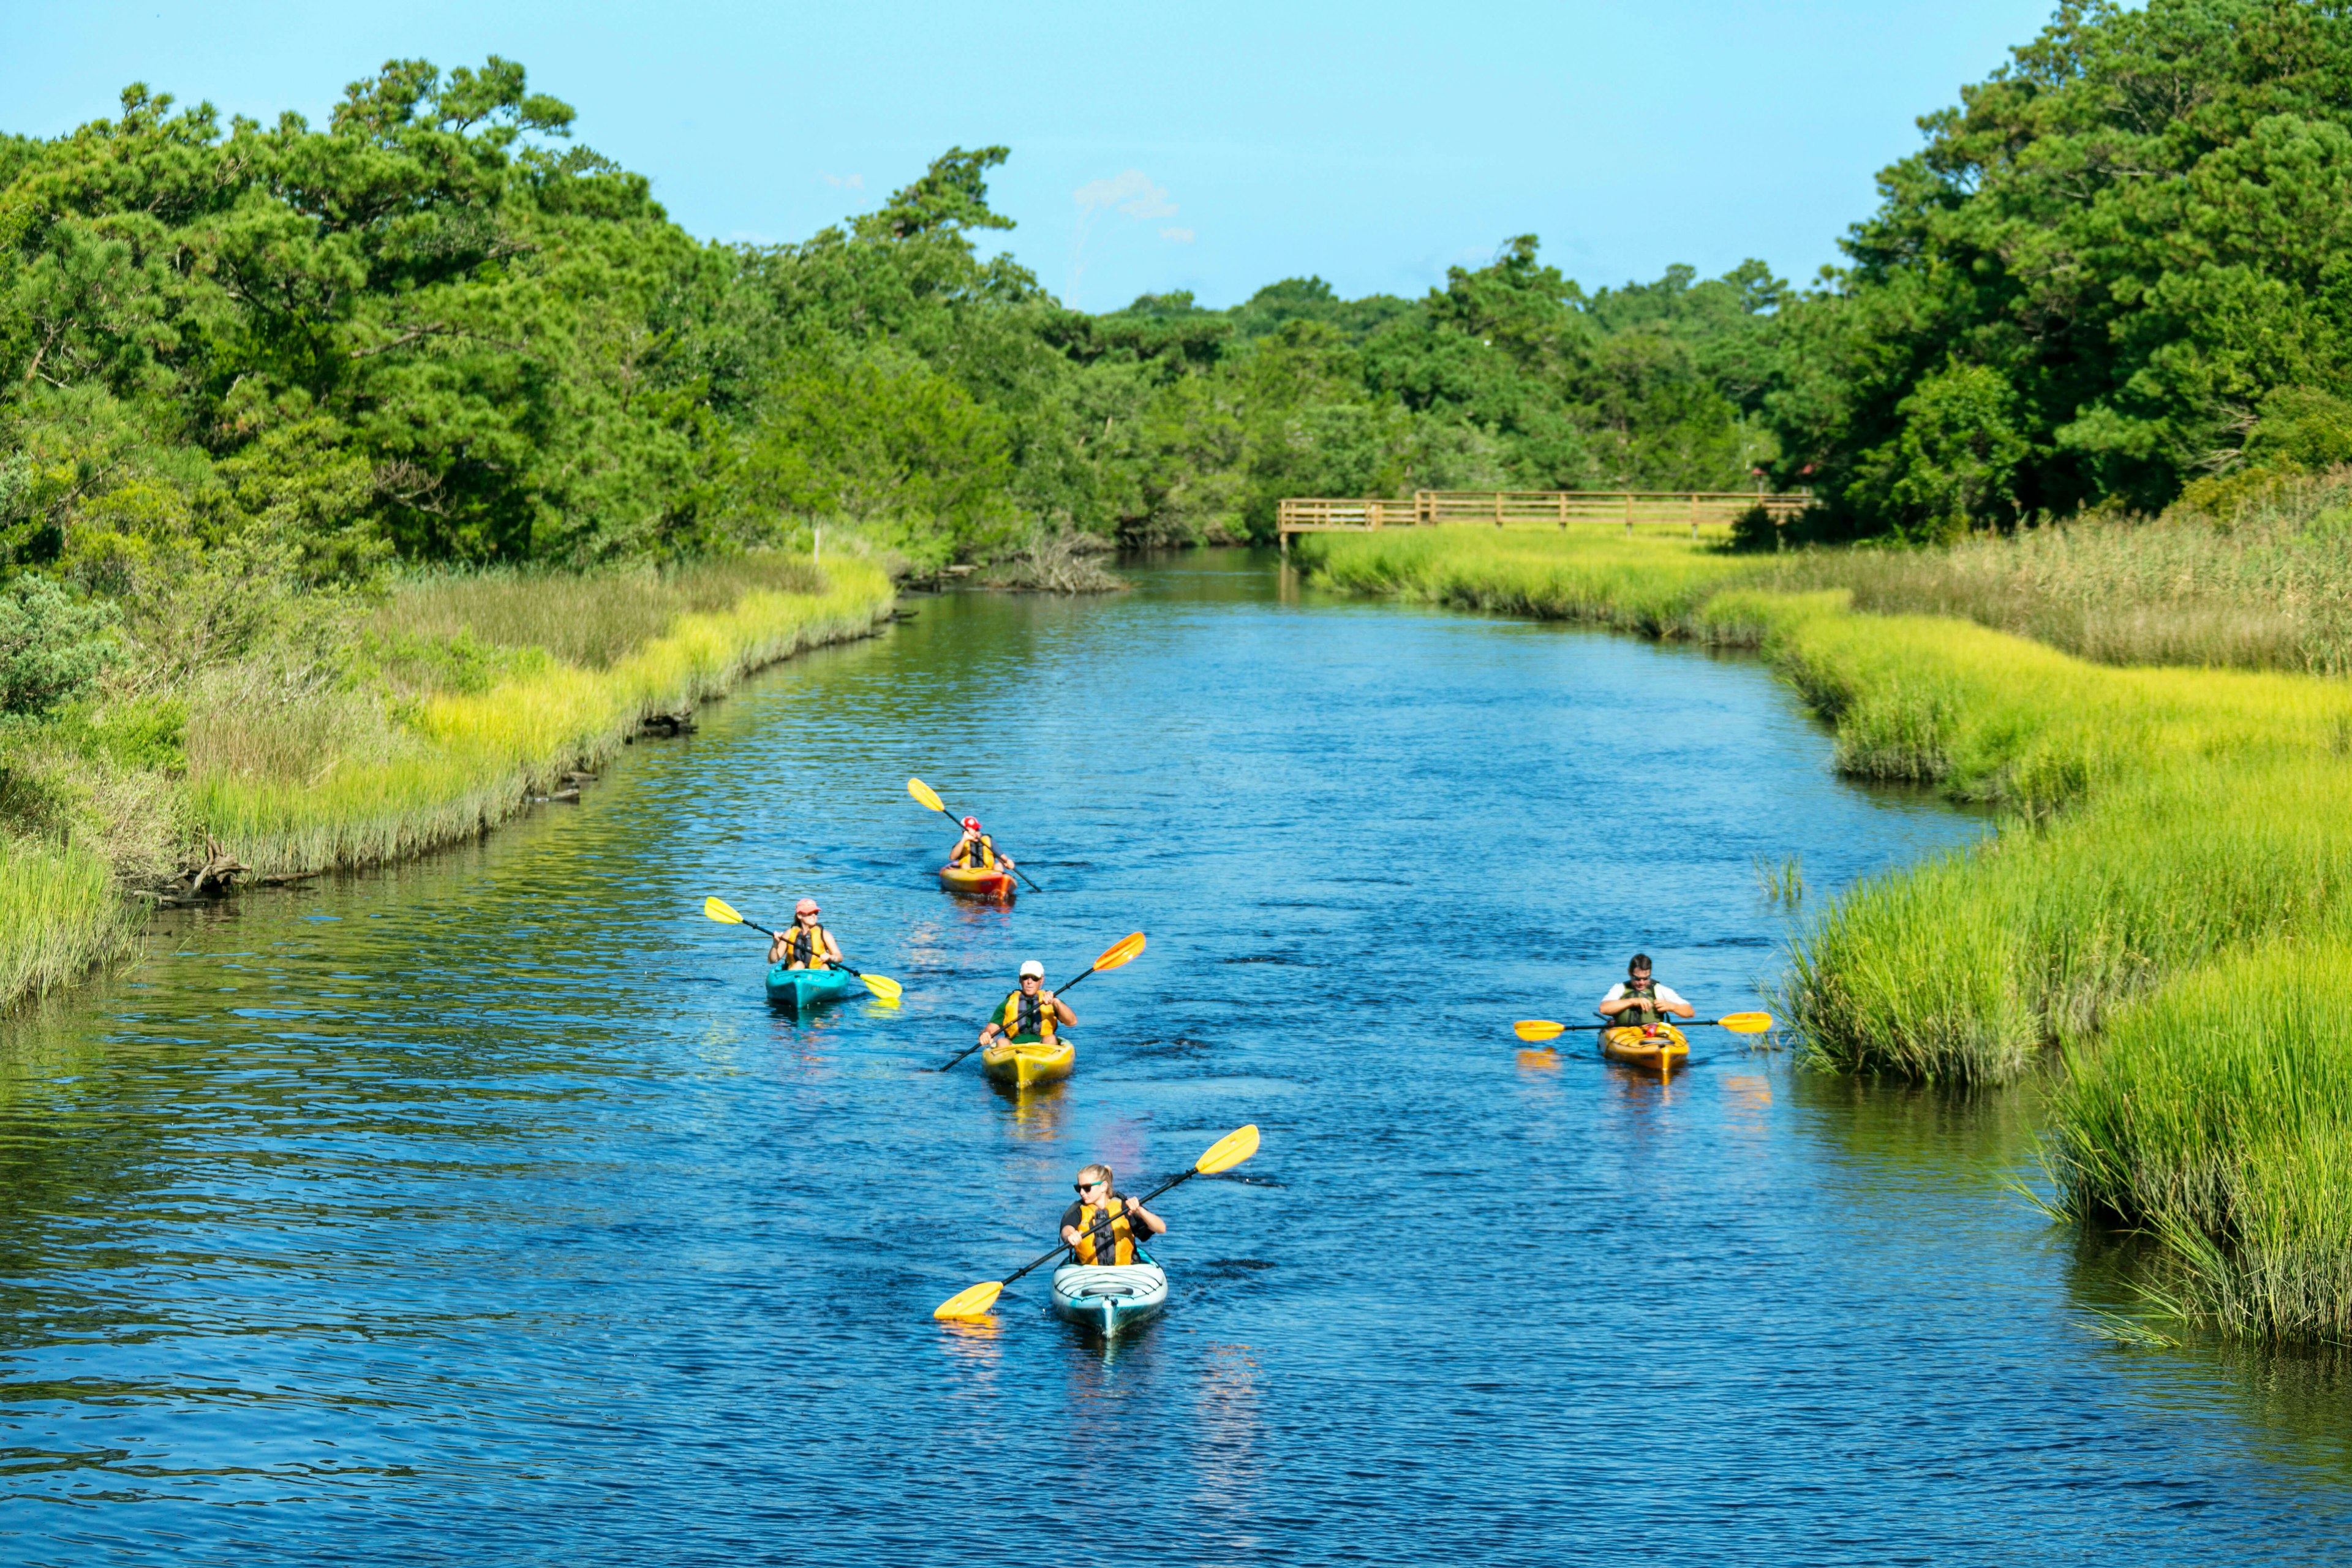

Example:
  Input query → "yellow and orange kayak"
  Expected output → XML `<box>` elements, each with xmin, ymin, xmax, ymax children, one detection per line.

<box><xmin>938</xmin><ymin>864</ymin><xmax>1016</xmax><ymax>901</ymax></box>
<box><xmin>1601</xmin><ymin>1023</ymin><xmax>1689</xmax><ymax>1072</ymax></box>
<box><xmin>981</xmin><ymin>1036</ymin><xmax>1074</xmax><ymax>1087</ymax></box>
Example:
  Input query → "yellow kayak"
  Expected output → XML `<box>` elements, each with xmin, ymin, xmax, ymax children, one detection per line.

<box><xmin>981</xmin><ymin>1036</ymin><xmax>1073</xmax><ymax>1087</ymax></box>
<box><xmin>1601</xmin><ymin>1022</ymin><xmax>1689</xmax><ymax>1071</ymax></box>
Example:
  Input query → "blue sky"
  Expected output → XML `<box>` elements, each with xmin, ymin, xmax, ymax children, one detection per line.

<box><xmin>4</xmin><ymin>0</ymin><xmax>2062</xmax><ymax>311</ymax></box>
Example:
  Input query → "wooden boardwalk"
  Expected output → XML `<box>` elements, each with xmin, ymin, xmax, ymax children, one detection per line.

<box><xmin>1276</xmin><ymin>489</ymin><xmax>1814</xmax><ymax>551</ymax></box>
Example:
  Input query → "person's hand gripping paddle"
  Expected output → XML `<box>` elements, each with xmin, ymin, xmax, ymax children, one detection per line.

<box><xmin>1511</xmin><ymin>1011</ymin><xmax>1774</xmax><ymax>1042</ymax></box>
<box><xmin>702</xmin><ymin>897</ymin><xmax>904</xmax><ymax>1001</ymax></box>
<box><xmin>908</xmin><ymin>776</ymin><xmax>1046</xmax><ymax>894</ymax></box>
<box><xmin>933</xmin><ymin>1124</ymin><xmax>1261</xmax><ymax>1321</ymax></box>
<box><xmin>934</xmin><ymin>932</ymin><xmax>1145</xmax><ymax>1072</ymax></box>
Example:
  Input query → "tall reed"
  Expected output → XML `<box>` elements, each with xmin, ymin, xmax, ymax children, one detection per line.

<box><xmin>190</xmin><ymin>558</ymin><xmax>893</xmax><ymax>877</ymax></box>
<box><xmin>2052</xmin><ymin>936</ymin><xmax>2352</xmax><ymax>1341</ymax></box>
<box><xmin>0</xmin><ymin>837</ymin><xmax>140</xmax><ymax>1008</ymax></box>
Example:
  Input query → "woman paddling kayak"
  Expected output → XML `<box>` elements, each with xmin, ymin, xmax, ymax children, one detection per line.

<box><xmin>764</xmin><ymin>897</ymin><xmax>859</xmax><ymax>1012</ymax></box>
<box><xmin>1055</xmin><ymin>1163</ymin><xmax>1169</xmax><ymax>1336</ymax></box>
<box><xmin>767</xmin><ymin>899</ymin><xmax>844</xmax><ymax>970</ymax></box>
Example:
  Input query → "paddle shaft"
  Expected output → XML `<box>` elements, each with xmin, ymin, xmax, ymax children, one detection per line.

<box><xmin>933</xmin><ymin>963</ymin><xmax>1103</xmax><ymax>1072</ymax></box>
<box><xmin>1000</xmin><ymin>1166</ymin><xmax>1200</xmax><ymax>1291</ymax></box>
<box><xmin>933</xmin><ymin>803</ymin><xmax>1046</xmax><ymax>894</ymax></box>
<box><xmin>1545</xmin><ymin>1015</ymin><xmax>1741</xmax><ymax>1035</ymax></box>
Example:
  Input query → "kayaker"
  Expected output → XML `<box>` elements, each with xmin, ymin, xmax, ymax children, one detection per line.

<box><xmin>1596</xmin><ymin>953</ymin><xmax>1695</xmax><ymax>1028</ymax></box>
<box><xmin>1060</xmin><ymin>1164</ymin><xmax>1166</xmax><ymax>1264</ymax></box>
<box><xmin>975</xmin><ymin>959</ymin><xmax>1074</xmax><ymax>1050</ymax></box>
<box><xmin>768</xmin><ymin>898</ymin><xmax>843</xmax><ymax>970</ymax></box>
<box><xmin>949</xmin><ymin>816</ymin><xmax>1014</xmax><ymax>876</ymax></box>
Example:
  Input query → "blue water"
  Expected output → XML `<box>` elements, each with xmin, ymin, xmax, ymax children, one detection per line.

<box><xmin>4</xmin><ymin>552</ymin><xmax>2349</xmax><ymax>1565</ymax></box>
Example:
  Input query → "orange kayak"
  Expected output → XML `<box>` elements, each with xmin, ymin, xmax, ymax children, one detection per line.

<box><xmin>938</xmin><ymin>864</ymin><xmax>1016</xmax><ymax>901</ymax></box>
<box><xmin>1601</xmin><ymin>1023</ymin><xmax>1689</xmax><ymax>1072</ymax></box>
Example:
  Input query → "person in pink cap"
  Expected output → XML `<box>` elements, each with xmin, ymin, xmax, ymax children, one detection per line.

<box><xmin>768</xmin><ymin>897</ymin><xmax>845</xmax><ymax>970</ymax></box>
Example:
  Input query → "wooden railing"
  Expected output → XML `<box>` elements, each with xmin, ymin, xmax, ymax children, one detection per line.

<box><xmin>1276</xmin><ymin>488</ymin><xmax>1814</xmax><ymax>548</ymax></box>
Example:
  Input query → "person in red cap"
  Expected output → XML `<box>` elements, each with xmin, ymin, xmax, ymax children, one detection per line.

<box><xmin>768</xmin><ymin>897</ymin><xmax>844</xmax><ymax>970</ymax></box>
<box><xmin>948</xmin><ymin>816</ymin><xmax>1014</xmax><ymax>877</ymax></box>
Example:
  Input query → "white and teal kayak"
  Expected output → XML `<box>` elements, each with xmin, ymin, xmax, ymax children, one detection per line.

<box><xmin>765</xmin><ymin>964</ymin><xmax>861</xmax><ymax>1012</ymax></box>
<box><xmin>1049</xmin><ymin>1254</ymin><xmax>1168</xmax><ymax>1338</ymax></box>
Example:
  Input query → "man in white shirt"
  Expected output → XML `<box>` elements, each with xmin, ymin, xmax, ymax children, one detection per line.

<box><xmin>1596</xmin><ymin>954</ymin><xmax>1695</xmax><ymax>1029</ymax></box>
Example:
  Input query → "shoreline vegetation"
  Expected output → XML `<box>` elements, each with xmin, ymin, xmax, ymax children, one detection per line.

<box><xmin>1</xmin><ymin>553</ymin><xmax>893</xmax><ymax>1014</ymax></box>
<box><xmin>1296</xmin><ymin>515</ymin><xmax>2352</xmax><ymax>1342</ymax></box>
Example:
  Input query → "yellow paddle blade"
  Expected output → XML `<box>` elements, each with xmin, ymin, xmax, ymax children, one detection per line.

<box><xmin>1719</xmin><ymin>1011</ymin><xmax>1774</xmax><ymax>1034</ymax></box>
<box><xmin>934</xmin><ymin>1281</ymin><xmax>1003</xmax><ymax>1320</ymax></box>
<box><xmin>907</xmin><ymin>777</ymin><xmax>947</xmax><ymax>814</ymax></box>
<box><xmin>858</xmin><ymin>971</ymin><xmax>905</xmax><ymax>1002</ymax></box>
<box><xmin>1513</xmin><ymin>1019</ymin><xmax>1567</xmax><ymax>1042</ymax></box>
<box><xmin>704</xmin><ymin>897</ymin><xmax>745</xmax><ymax>925</ymax></box>
<box><xmin>1091</xmin><ymin>932</ymin><xmax>1147</xmax><ymax>973</ymax></box>
<box><xmin>1193</xmin><ymin>1123</ymin><xmax>1261</xmax><ymax>1176</ymax></box>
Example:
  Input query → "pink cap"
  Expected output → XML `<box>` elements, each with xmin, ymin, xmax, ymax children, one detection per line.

<box><xmin>795</xmin><ymin>897</ymin><xmax>820</xmax><ymax>915</ymax></box>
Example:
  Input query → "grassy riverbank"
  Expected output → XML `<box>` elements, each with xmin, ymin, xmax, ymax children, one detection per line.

<box><xmin>1298</xmin><ymin>521</ymin><xmax>2352</xmax><ymax>1340</ymax></box>
<box><xmin>0</xmin><ymin>554</ymin><xmax>894</xmax><ymax>1012</ymax></box>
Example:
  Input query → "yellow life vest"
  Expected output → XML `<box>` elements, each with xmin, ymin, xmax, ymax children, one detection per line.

<box><xmin>995</xmin><ymin>987</ymin><xmax>1057</xmax><ymax>1041</ymax></box>
<box><xmin>1072</xmin><ymin>1196</ymin><xmax>1139</xmax><ymax>1265</ymax></box>
<box><xmin>778</xmin><ymin>922</ymin><xmax>831</xmax><ymax>969</ymax></box>
<box><xmin>952</xmin><ymin>834</ymin><xmax>998</xmax><ymax>870</ymax></box>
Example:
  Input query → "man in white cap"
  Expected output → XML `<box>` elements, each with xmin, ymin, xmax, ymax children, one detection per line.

<box><xmin>975</xmin><ymin>959</ymin><xmax>1076</xmax><ymax>1052</ymax></box>
<box><xmin>767</xmin><ymin>897</ymin><xmax>844</xmax><ymax>970</ymax></box>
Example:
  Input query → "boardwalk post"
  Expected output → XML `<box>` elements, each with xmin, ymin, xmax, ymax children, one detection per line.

<box><xmin>1623</xmin><ymin>493</ymin><xmax>1632</xmax><ymax>536</ymax></box>
<box><xmin>1493</xmin><ymin>491</ymin><xmax>1503</xmax><ymax>528</ymax></box>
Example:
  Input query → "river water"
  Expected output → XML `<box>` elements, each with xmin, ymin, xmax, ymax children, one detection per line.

<box><xmin>4</xmin><ymin>552</ymin><xmax>2350</xmax><ymax>1566</ymax></box>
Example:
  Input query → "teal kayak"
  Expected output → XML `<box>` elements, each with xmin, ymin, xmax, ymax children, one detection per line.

<box><xmin>1049</xmin><ymin>1252</ymin><xmax>1168</xmax><ymax>1338</ymax></box>
<box><xmin>766</xmin><ymin>964</ymin><xmax>861</xmax><ymax>1012</ymax></box>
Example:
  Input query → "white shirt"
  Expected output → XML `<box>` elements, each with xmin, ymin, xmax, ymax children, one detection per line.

<box><xmin>1599</xmin><ymin>981</ymin><xmax>1687</xmax><ymax>1012</ymax></box>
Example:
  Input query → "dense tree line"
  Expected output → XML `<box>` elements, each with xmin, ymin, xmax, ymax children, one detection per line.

<box><xmin>0</xmin><ymin>54</ymin><xmax>1782</xmax><ymax>633</ymax></box>
<box><xmin>9</xmin><ymin>0</ymin><xmax>2352</xmax><ymax>645</ymax></box>
<box><xmin>1770</xmin><ymin>0</ymin><xmax>2352</xmax><ymax>540</ymax></box>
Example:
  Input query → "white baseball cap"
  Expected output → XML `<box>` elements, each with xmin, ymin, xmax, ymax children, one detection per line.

<box><xmin>1019</xmin><ymin>959</ymin><xmax>1046</xmax><ymax>979</ymax></box>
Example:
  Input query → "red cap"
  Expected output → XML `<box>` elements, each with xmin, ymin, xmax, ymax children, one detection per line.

<box><xmin>795</xmin><ymin>897</ymin><xmax>819</xmax><ymax>915</ymax></box>
<box><xmin>961</xmin><ymin>816</ymin><xmax>981</xmax><ymax>831</ymax></box>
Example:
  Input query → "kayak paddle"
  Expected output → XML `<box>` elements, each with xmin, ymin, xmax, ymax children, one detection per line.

<box><xmin>908</xmin><ymin>776</ymin><xmax>1046</xmax><ymax>894</ymax></box>
<box><xmin>933</xmin><ymin>931</ymin><xmax>1145</xmax><ymax>1072</ymax></box>
<box><xmin>933</xmin><ymin>1123</ymin><xmax>1261</xmax><ymax>1321</ymax></box>
<box><xmin>702</xmin><ymin>896</ymin><xmax>905</xmax><ymax>1001</ymax></box>
<box><xmin>1513</xmin><ymin>1011</ymin><xmax>1773</xmax><ymax>1043</ymax></box>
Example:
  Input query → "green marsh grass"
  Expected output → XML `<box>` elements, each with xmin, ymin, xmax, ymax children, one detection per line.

<box><xmin>2052</xmin><ymin>937</ymin><xmax>2352</xmax><ymax>1341</ymax></box>
<box><xmin>190</xmin><ymin>556</ymin><xmax>893</xmax><ymax>878</ymax></box>
<box><xmin>1295</xmin><ymin>526</ymin><xmax>1752</xmax><ymax>635</ymax></box>
<box><xmin>0</xmin><ymin>837</ymin><xmax>140</xmax><ymax>1009</ymax></box>
<box><xmin>0</xmin><ymin>551</ymin><xmax>892</xmax><ymax>1012</ymax></box>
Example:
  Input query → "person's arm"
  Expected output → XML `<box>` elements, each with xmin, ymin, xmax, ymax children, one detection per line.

<box><xmin>767</xmin><ymin>933</ymin><xmax>787</xmax><ymax>963</ymax></box>
<box><xmin>1596</xmin><ymin>984</ymin><xmax>1628</xmax><ymax>1019</ymax></box>
<box><xmin>978</xmin><ymin>1000</ymin><xmax>1004</xmax><ymax>1046</ymax></box>
<box><xmin>1660</xmin><ymin>985</ymin><xmax>1696</xmax><ymax>1019</ymax></box>
<box><xmin>1045</xmin><ymin>990</ymin><xmax>1076</xmax><ymax>1027</ymax></box>
<box><xmin>1126</xmin><ymin>1199</ymin><xmax>1167</xmax><ymax>1237</ymax></box>
<box><xmin>823</xmin><ymin>930</ymin><xmax>843</xmax><ymax>962</ymax></box>
<box><xmin>1060</xmin><ymin>1204</ymin><xmax>1084</xmax><ymax>1248</ymax></box>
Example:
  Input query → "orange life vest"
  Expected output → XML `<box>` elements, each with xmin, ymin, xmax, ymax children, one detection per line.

<box><xmin>994</xmin><ymin>987</ymin><xmax>1057</xmax><ymax>1041</ymax></box>
<box><xmin>778</xmin><ymin>922</ymin><xmax>831</xmax><ymax>969</ymax></box>
<box><xmin>1072</xmin><ymin>1196</ymin><xmax>1139</xmax><ymax>1265</ymax></box>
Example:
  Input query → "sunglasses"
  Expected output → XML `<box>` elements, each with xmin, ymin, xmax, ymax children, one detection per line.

<box><xmin>1074</xmin><ymin>1180</ymin><xmax>1106</xmax><ymax>1193</ymax></box>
